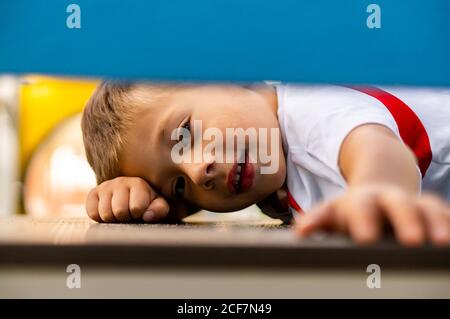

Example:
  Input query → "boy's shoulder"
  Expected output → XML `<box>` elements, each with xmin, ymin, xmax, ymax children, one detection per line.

<box><xmin>276</xmin><ymin>84</ymin><xmax>398</xmax><ymax>146</ymax></box>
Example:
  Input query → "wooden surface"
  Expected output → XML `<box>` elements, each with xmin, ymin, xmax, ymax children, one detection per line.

<box><xmin>0</xmin><ymin>216</ymin><xmax>449</xmax><ymax>298</ymax></box>
<box><xmin>0</xmin><ymin>216</ymin><xmax>449</xmax><ymax>267</ymax></box>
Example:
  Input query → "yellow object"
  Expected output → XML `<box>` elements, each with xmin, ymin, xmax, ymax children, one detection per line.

<box><xmin>19</xmin><ymin>75</ymin><xmax>99</xmax><ymax>172</ymax></box>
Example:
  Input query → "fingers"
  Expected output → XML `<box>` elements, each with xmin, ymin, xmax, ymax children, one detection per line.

<box><xmin>98</xmin><ymin>191</ymin><xmax>115</xmax><ymax>223</ymax></box>
<box><xmin>344</xmin><ymin>197</ymin><xmax>382</xmax><ymax>245</ymax></box>
<box><xmin>297</xmin><ymin>196</ymin><xmax>383</xmax><ymax>245</ymax></box>
<box><xmin>418</xmin><ymin>194</ymin><xmax>450</xmax><ymax>246</ymax></box>
<box><xmin>296</xmin><ymin>200</ymin><xmax>335</xmax><ymax>237</ymax></box>
<box><xmin>143</xmin><ymin>196</ymin><xmax>170</xmax><ymax>222</ymax></box>
<box><xmin>378</xmin><ymin>191</ymin><xmax>425</xmax><ymax>246</ymax></box>
<box><xmin>111</xmin><ymin>186</ymin><xmax>132</xmax><ymax>222</ymax></box>
<box><xmin>129</xmin><ymin>184</ymin><xmax>151</xmax><ymax>220</ymax></box>
<box><xmin>128</xmin><ymin>179</ymin><xmax>169</xmax><ymax>222</ymax></box>
<box><xmin>294</xmin><ymin>185</ymin><xmax>450</xmax><ymax>247</ymax></box>
<box><xmin>86</xmin><ymin>177</ymin><xmax>170</xmax><ymax>223</ymax></box>
<box><xmin>85</xmin><ymin>188</ymin><xmax>101</xmax><ymax>222</ymax></box>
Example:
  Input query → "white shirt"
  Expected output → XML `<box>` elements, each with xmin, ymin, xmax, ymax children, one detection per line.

<box><xmin>276</xmin><ymin>84</ymin><xmax>450</xmax><ymax>218</ymax></box>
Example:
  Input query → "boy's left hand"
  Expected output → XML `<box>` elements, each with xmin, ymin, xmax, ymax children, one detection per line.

<box><xmin>296</xmin><ymin>184</ymin><xmax>450</xmax><ymax>246</ymax></box>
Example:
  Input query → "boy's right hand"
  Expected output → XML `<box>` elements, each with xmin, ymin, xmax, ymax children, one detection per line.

<box><xmin>85</xmin><ymin>177</ymin><xmax>170</xmax><ymax>223</ymax></box>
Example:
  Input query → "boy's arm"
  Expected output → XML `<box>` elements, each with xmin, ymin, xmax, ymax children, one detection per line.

<box><xmin>338</xmin><ymin>124</ymin><xmax>420</xmax><ymax>194</ymax></box>
<box><xmin>297</xmin><ymin>124</ymin><xmax>450</xmax><ymax>246</ymax></box>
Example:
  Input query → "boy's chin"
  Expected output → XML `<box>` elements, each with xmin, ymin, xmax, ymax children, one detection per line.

<box><xmin>256</xmin><ymin>188</ymin><xmax>290</xmax><ymax>222</ymax></box>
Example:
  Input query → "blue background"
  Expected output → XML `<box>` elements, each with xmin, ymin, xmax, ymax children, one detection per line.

<box><xmin>0</xmin><ymin>0</ymin><xmax>449</xmax><ymax>86</ymax></box>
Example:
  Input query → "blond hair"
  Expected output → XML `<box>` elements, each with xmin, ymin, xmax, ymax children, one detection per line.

<box><xmin>81</xmin><ymin>81</ymin><xmax>175</xmax><ymax>184</ymax></box>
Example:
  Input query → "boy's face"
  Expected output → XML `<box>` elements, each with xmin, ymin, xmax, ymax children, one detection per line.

<box><xmin>119</xmin><ymin>85</ymin><xmax>286</xmax><ymax>212</ymax></box>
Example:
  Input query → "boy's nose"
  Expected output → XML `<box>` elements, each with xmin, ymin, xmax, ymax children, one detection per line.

<box><xmin>181</xmin><ymin>162</ymin><xmax>215</xmax><ymax>190</ymax></box>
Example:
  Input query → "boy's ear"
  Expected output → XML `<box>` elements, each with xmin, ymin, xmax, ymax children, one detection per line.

<box><xmin>162</xmin><ymin>199</ymin><xmax>200</xmax><ymax>223</ymax></box>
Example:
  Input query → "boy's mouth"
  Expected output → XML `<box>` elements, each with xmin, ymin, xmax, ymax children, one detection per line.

<box><xmin>227</xmin><ymin>152</ymin><xmax>254</xmax><ymax>195</ymax></box>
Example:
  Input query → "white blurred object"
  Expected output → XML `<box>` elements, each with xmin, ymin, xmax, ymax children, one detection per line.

<box><xmin>24</xmin><ymin>114</ymin><xmax>97</xmax><ymax>218</ymax></box>
<box><xmin>184</xmin><ymin>206</ymin><xmax>283</xmax><ymax>226</ymax></box>
<box><xmin>0</xmin><ymin>75</ymin><xmax>19</xmax><ymax>216</ymax></box>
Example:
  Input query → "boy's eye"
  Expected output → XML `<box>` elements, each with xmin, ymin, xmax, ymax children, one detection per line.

<box><xmin>182</xmin><ymin>121</ymin><xmax>191</xmax><ymax>132</ymax></box>
<box><xmin>174</xmin><ymin>177</ymin><xmax>186</xmax><ymax>198</ymax></box>
<box><xmin>178</xmin><ymin>121</ymin><xmax>191</xmax><ymax>142</ymax></box>
<box><xmin>178</xmin><ymin>121</ymin><xmax>191</xmax><ymax>143</ymax></box>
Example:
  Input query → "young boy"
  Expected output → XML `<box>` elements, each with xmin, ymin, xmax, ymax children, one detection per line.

<box><xmin>82</xmin><ymin>81</ymin><xmax>450</xmax><ymax>246</ymax></box>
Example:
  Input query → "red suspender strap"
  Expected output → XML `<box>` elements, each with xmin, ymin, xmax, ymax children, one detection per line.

<box><xmin>287</xmin><ymin>190</ymin><xmax>303</xmax><ymax>214</ymax></box>
<box><xmin>348</xmin><ymin>86</ymin><xmax>432</xmax><ymax>178</ymax></box>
